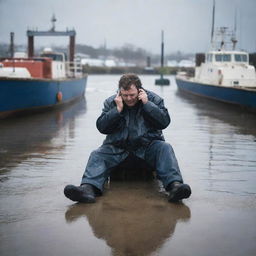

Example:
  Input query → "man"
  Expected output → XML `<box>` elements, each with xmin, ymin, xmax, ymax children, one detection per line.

<box><xmin>64</xmin><ymin>73</ymin><xmax>191</xmax><ymax>203</ymax></box>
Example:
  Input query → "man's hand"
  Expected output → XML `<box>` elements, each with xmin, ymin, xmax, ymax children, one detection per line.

<box><xmin>114</xmin><ymin>91</ymin><xmax>123</xmax><ymax>112</ymax></box>
<box><xmin>138</xmin><ymin>89</ymin><xmax>148</xmax><ymax>104</ymax></box>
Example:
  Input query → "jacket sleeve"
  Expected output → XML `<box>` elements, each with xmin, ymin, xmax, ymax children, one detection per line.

<box><xmin>96</xmin><ymin>98</ymin><xmax>123</xmax><ymax>134</ymax></box>
<box><xmin>142</xmin><ymin>96</ymin><xmax>170</xmax><ymax>129</ymax></box>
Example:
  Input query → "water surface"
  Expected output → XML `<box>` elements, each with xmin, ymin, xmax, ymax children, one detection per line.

<box><xmin>0</xmin><ymin>75</ymin><xmax>256</xmax><ymax>256</ymax></box>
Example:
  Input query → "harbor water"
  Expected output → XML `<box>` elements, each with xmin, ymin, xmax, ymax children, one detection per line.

<box><xmin>0</xmin><ymin>75</ymin><xmax>256</xmax><ymax>256</ymax></box>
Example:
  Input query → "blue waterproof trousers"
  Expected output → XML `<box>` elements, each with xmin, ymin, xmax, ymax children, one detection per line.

<box><xmin>81</xmin><ymin>140</ymin><xmax>183</xmax><ymax>192</ymax></box>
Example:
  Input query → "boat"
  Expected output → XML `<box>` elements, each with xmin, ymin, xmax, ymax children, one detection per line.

<box><xmin>0</xmin><ymin>17</ymin><xmax>87</xmax><ymax>119</ymax></box>
<box><xmin>175</xmin><ymin>3</ymin><xmax>256</xmax><ymax>112</ymax></box>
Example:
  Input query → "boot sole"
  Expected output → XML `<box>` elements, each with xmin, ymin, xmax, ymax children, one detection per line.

<box><xmin>64</xmin><ymin>185</ymin><xmax>96</xmax><ymax>203</ymax></box>
<box><xmin>168</xmin><ymin>184</ymin><xmax>191</xmax><ymax>202</ymax></box>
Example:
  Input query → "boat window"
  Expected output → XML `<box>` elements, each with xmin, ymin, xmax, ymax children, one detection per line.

<box><xmin>41</xmin><ymin>53</ymin><xmax>64</xmax><ymax>61</ymax></box>
<box><xmin>223</xmin><ymin>54</ymin><xmax>231</xmax><ymax>61</ymax></box>
<box><xmin>235</xmin><ymin>54</ymin><xmax>247</xmax><ymax>62</ymax></box>
<box><xmin>215</xmin><ymin>54</ymin><xmax>222</xmax><ymax>62</ymax></box>
<box><xmin>215</xmin><ymin>54</ymin><xmax>231</xmax><ymax>62</ymax></box>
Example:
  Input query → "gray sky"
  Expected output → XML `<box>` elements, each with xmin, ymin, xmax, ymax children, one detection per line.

<box><xmin>0</xmin><ymin>0</ymin><xmax>255</xmax><ymax>54</ymax></box>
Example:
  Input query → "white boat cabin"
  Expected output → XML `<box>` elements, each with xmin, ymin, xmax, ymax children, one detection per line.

<box><xmin>41</xmin><ymin>48</ymin><xmax>66</xmax><ymax>79</ymax></box>
<box><xmin>195</xmin><ymin>50</ymin><xmax>256</xmax><ymax>87</ymax></box>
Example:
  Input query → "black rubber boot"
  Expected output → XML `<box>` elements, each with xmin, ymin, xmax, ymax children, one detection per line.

<box><xmin>64</xmin><ymin>184</ymin><xmax>96</xmax><ymax>203</ymax></box>
<box><xmin>167</xmin><ymin>181</ymin><xmax>191</xmax><ymax>202</ymax></box>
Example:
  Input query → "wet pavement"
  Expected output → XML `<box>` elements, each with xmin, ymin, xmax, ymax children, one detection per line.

<box><xmin>0</xmin><ymin>75</ymin><xmax>256</xmax><ymax>256</ymax></box>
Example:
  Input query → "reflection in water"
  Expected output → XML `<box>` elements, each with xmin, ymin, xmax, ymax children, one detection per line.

<box><xmin>0</xmin><ymin>98</ymin><xmax>87</xmax><ymax>225</ymax></box>
<box><xmin>175</xmin><ymin>90</ymin><xmax>256</xmax><ymax>136</ymax></box>
<box><xmin>175</xmin><ymin>90</ymin><xmax>256</xmax><ymax>195</ymax></box>
<box><xmin>0</xmin><ymin>99</ymin><xmax>87</xmax><ymax>176</ymax></box>
<box><xmin>65</xmin><ymin>182</ymin><xmax>191</xmax><ymax>256</ymax></box>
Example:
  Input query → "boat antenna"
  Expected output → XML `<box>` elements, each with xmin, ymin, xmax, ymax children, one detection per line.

<box><xmin>231</xmin><ymin>7</ymin><xmax>238</xmax><ymax>50</ymax></box>
<box><xmin>210</xmin><ymin>0</ymin><xmax>215</xmax><ymax>48</ymax></box>
<box><xmin>220</xmin><ymin>27</ymin><xmax>227</xmax><ymax>50</ymax></box>
<box><xmin>50</xmin><ymin>14</ymin><xmax>57</xmax><ymax>31</ymax></box>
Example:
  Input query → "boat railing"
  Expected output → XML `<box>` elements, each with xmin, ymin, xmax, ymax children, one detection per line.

<box><xmin>211</xmin><ymin>27</ymin><xmax>238</xmax><ymax>51</ymax></box>
<box><xmin>65</xmin><ymin>60</ymin><xmax>84</xmax><ymax>78</ymax></box>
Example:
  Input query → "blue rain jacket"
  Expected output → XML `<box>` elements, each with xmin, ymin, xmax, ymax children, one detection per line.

<box><xmin>96</xmin><ymin>89</ymin><xmax>170</xmax><ymax>152</ymax></box>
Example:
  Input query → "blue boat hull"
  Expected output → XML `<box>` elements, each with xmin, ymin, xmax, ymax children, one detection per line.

<box><xmin>176</xmin><ymin>77</ymin><xmax>256</xmax><ymax>112</ymax></box>
<box><xmin>0</xmin><ymin>76</ymin><xmax>87</xmax><ymax>118</ymax></box>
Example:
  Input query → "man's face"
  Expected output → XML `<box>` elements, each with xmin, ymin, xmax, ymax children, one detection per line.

<box><xmin>120</xmin><ymin>84</ymin><xmax>139</xmax><ymax>107</ymax></box>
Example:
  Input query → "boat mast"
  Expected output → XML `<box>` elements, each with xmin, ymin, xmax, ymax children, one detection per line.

<box><xmin>161</xmin><ymin>30</ymin><xmax>164</xmax><ymax>68</ymax></box>
<box><xmin>210</xmin><ymin>0</ymin><xmax>215</xmax><ymax>48</ymax></box>
<box><xmin>9</xmin><ymin>32</ymin><xmax>14</xmax><ymax>58</ymax></box>
<box><xmin>50</xmin><ymin>14</ymin><xmax>57</xmax><ymax>32</ymax></box>
<box><xmin>231</xmin><ymin>8</ymin><xmax>238</xmax><ymax>50</ymax></box>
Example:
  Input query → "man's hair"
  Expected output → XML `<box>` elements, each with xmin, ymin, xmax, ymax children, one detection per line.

<box><xmin>118</xmin><ymin>73</ymin><xmax>142</xmax><ymax>90</ymax></box>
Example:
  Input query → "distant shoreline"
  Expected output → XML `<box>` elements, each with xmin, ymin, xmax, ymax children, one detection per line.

<box><xmin>82</xmin><ymin>66</ymin><xmax>195</xmax><ymax>75</ymax></box>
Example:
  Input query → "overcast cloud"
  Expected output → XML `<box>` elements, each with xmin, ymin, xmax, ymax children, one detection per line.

<box><xmin>0</xmin><ymin>0</ymin><xmax>255</xmax><ymax>53</ymax></box>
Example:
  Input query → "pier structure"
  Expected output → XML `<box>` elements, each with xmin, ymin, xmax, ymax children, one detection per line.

<box><xmin>26</xmin><ymin>15</ymin><xmax>76</xmax><ymax>62</ymax></box>
<box><xmin>155</xmin><ymin>30</ymin><xmax>170</xmax><ymax>86</ymax></box>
